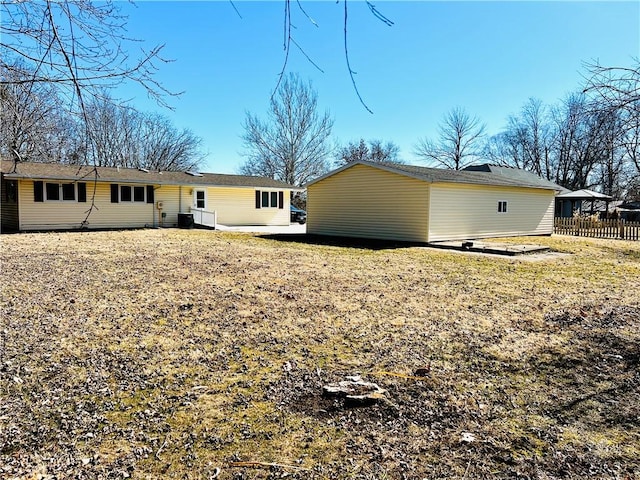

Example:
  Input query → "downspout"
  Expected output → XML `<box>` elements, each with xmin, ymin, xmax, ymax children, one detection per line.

<box><xmin>179</xmin><ymin>185</ymin><xmax>182</xmax><ymax>213</ymax></box>
<box><xmin>18</xmin><ymin>178</ymin><xmax>22</xmax><ymax>232</ymax></box>
<box><xmin>426</xmin><ymin>183</ymin><xmax>432</xmax><ymax>243</ymax></box>
<box><xmin>154</xmin><ymin>185</ymin><xmax>161</xmax><ymax>227</ymax></box>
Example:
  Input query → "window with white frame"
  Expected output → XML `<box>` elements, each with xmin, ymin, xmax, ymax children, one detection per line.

<box><xmin>119</xmin><ymin>185</ymin><xmax>145</xmax><ymax>202</ymax></box>
<box><xmin>45</xmin><ymin>182</ymin><xmax>76</xmax><ymax>201</ymax></box>
<box><xmin>34</xmin><ymin>181</ymin><xmax>86</xmax><ymax>203</ymax></box>
<box><xmin>498</xmin><ymin>201</ymin><xmax>508</xmax><ymax>213</ymax></box>
<box><xmin>110</xmin><ymin>184</ymin><xmax>153</xmax><ymax>204</ymax></box>
<box><xmin>256</xmin><ymin>190</ymin><xmax>283</xmax><ymax>209</ymax></box>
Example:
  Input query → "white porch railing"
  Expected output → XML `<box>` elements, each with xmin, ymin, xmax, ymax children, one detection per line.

<box><xmin>190</xmin><ymin>208</ymin><xmax>217</xmax><ymax>229</ymax></box>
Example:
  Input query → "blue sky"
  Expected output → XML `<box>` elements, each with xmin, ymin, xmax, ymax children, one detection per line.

<box><xmin>117</xmin><ymin>1</ymin><xmax>640</xmax><ymax>174</ymax></box>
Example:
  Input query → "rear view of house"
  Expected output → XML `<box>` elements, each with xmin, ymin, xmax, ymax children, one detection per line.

<box><xmin>306</xmin><ymin>161</ymin><xmax>562</xmax><ymax>243</ymax></box>
<box><xmin>1</xmin><ymin>160</ymin><xmax>301</xmax><ymax>232</ymax></box>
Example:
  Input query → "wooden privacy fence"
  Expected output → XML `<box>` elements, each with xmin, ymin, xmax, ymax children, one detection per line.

<box><xmin>554</xmin><ymin>218</ymin><xmax>640</xmax><ymax>241</ymax></box>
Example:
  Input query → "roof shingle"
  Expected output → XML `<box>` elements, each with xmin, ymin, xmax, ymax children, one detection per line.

<box><xmin>0</xmin><ymin>160</ymin><xmax>301</xmax><ymax>190</ymax></box>
<box><xmin>306</xmin><ymin>160</ymin><xmax>564</xmax><ymax>191</ymax></box>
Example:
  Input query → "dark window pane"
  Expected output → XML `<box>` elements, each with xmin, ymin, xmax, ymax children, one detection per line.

<box><xmin>196</xmin><ymin>191</ymin><xmax>205</xmax><ymax>208</ymax></box>
<box><xmin>121</xmin><ymin>185</ymin><xmax>132</xmax><ymax>202</ymax></box>
<box><xmin>255</xmin><ymin>190</ymin><xmax>261</xmax><ymax>209</ymax></box>
<box><xmin>46</xmin><ymin>183</ymin><xmax>59</xmax><ymax>200</ymax></box>
<box><xmin>270</xmin><ymin>191</ymin><xmax>278</xmax><ymax>208</ymax></box>
<box><xmin>278</xmin><ymin>191</ymin><xmax>284</xmax><ymax>209</ymax></box>
<box><xmin>146</xmin><ymin>185</ymin><xmax>154</xmax><ymax>204</ymax></box>
<box><xmin>111</xmin><ymin>184</ymin><xmax>119</xmax><ymax>203</ymax></box>
<box><xmin>134</xmin><ymin>186</ymin><xmax>145</xmax><ymax>202</ymax></box>
<box><xmin>262</xmin><ymin>191</ymin><xmax>269</xmax><ymax>207</ymax></box>
<box><xmin>62</xmin><ymin>183</ymin><xmax>75</xmax><ymax>201</ymax></box>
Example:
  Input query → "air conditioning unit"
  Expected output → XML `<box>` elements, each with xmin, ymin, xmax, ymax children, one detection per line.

<box><xmin>156</xmin><ymin>201</ymin><xmax>164</xmax><ymax>209</ymax></box>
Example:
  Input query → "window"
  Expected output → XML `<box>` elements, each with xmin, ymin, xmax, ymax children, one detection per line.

<box><xmin>62</xmin><ymin>183</ymin><xmax>75</xmax><ymax>201</ymax></box>
<box><xmin>257</xmin><ymin>190</ymin><xmax>283</xmax><ymax>209</ymax></box>
<box><xmin>39</xmin><ymin>182</ymin><xmax>85</xmax><ymax>202</ymax></box>
<box><xmin>111</xmin><ymin>184</ymin><xmax>150</xmax><ymax>203</ymax></box>
<box><xmin>46</xmin><ymin>183</ymin><xmax>60</xmax><ymax>201</ymax></box>
<box><xmin>195</xmin><ymin>190</ymin><xmax>205</xmax><ymax>209</ymax></box>
<box><xmin>134</xmin><ymin>186</ymin><xmax>145</xmax><ymax>202</ymax></box>
<box><xmin>118</xmin><ymin>185</ymin><xmax>146</xmax><ymax>202</ymax></box>
<box><xmin>255</xmin><ymin>190</ymin><xmax>284</xmax><ymax>209</ymax></box>
<box><xmin>498</xmin><ymin>201</ymin><xmax>508</xmax><ymax>213</ymax></box>
<box><xmin>120</xmin><ymin>185</ymin><xmax>132</xmax><ymax>202</ymax></box>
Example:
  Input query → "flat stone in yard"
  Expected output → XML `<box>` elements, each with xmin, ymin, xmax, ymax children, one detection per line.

<box><xmin>322</xmin><ymin>375</ymin><xmax>387</xmax><ymax>406</ymax></box>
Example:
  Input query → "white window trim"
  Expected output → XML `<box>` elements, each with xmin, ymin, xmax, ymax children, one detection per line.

<box><xmin>119</xmin><ymin>184</ymin><xmax>147</xmax><ymax>203</ymax></box>
<box><xmin>261</xmin><ymin>190</ymin><xmax>280</xmax><ymax>209</ymax></box>
<box><xmin>194</xmin><ymin>189</ymin><xmax>206</xmax><ymax>209</ymax></box>
<box><xmin>45</xmin><ymin>182</ymin><xmax>77</xmax><ymax>202</ymax></box>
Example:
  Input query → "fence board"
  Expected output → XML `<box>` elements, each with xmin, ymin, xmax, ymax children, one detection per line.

<box><xmin>554</xmin><ymin>218</ymin><xmax>639</xmax><ymax>241</ymax></box>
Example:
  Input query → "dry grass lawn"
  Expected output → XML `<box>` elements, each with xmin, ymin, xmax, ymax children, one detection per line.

<box><xmin>1</xmin><ymin>230</ymin><xmax>639</xmax><ymax>479</ymax></box>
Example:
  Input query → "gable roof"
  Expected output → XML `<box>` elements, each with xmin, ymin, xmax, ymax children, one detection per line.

<box><xmin>556</xmin><ymin>189</ymin><xmax>612</xmax><ymax>200</ymax></box>
<box><xmin>0</xmin><ymin>160</ymin><xmax>302</xmax><ymax>190</ymax></box>
<box><xmin>306</xmin><ymin>161</ymin><xmax>563</xmax><ymax>191</ymax></box>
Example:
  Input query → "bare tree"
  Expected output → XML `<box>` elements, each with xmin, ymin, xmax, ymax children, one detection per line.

<box><xmin>240</xmin><ymin>73</ymin><xmax>333</xmax><ymax>186</ymax></box>
<box><xmin>583</xmin><ymin>60</ymin><xmax>640</xmax><ymax>116</ymax></box>
<box><xmin>414</xmin><ymin>107</ymin><xmax>486</xmax><ymax>170</ymax></box>
<box><xmin>482</xmin><ymin>132</ymin><xmax>519</xmax><ymax>167</ymax></box>
<box><xmin>137</xmin><ymin>113</ymin><xmax>204</xmax><ymax>172</ymax></box>
<box><xmin>483</xmin><ymin>62</ymin><xmax>639</xmax><ymax>197</ymax></box>
<box><xmin>0</xmin><ymin>1</ymin><xmax>173</xmax><ymax>111</ymax></box>
<box><xmin>335</xmin><ymin>138</ymin><xmax>401</xmax><ymax>166</ymax></box>
<box><xmin>0</xmin><ymin>60</ymin><xmax>78</xmax><ymax>163</ymax></box>
<box><xmin>75</xmin><ymin>95</ymin><xmax>204</xmax><ymax>171</ymax></box>
<box><xmin>273</xmin><ymin>1</ymin><xmax>394</xmax><ymax>114</ymax></box>
<box><xmin>483</xmin><ymin>98</ymin><xmax>554</xmax><ymax>179</ymax></box>
<box><xmin>621</xmin><ymin>103</ymin><xmax>640</xmax><ymax>174</ymax></box>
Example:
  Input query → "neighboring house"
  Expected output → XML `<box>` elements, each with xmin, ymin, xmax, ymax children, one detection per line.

<box><xmin>305</xmin><ymin>161</ymin><xmax>562</xmax><ymax>243</ymax></box>
<box><xmin>555</xmin><ymin>189</ymin><xmax>613</xmax><ymax>218</ymax></box>
<box><xmin>0</xmin><ymin>160</ymin><xmax>301</xmax><ymax>232</ymax></box>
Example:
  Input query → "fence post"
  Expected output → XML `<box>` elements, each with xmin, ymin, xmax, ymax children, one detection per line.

<box><xmin>619</xmin><ymin>219</ymin><xmax>624</xmax><ymax>240</ymax></box>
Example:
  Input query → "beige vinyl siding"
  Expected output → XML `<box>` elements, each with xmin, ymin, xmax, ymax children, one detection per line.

<box><xmin>199</xmin><ymin>187</ymin><xmax>290</xmax><ymax>226</ymax></box>
<box><xmin>428</xmin><ymin>182</ymin><xmax>555</xmax><ymax>242</ymax></box>
<box><xmin>155</xmin><ymin>185</ymin><xmax>183</xmax><ymax>227</ymax></box>
<box><xmin>18</xmin><ymin>180</ymin><xmax>156</xmax><ymax>230</ymax></box>
<box><xmin>16</xmin><ymin>179</ymin><xmax>291</xmax><ymax>231</ymax></box>
<box><xmin>307</xmin><ymin>164</ymin><xmax>430</xmax><ymax>242</ymax></box>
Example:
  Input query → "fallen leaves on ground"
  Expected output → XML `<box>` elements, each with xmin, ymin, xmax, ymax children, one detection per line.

<box><xmin>1</xmin><ymin>230</ymin><xmax>638</xmax><ymax>479</ymax></box>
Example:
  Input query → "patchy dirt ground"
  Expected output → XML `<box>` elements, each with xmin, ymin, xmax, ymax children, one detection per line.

<box><xmin>1</xmin><ymin>230</ymin><xmax>639</xmax><ymax>479</ymax></box>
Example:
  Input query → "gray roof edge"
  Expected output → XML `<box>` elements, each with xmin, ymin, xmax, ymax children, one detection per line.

<box><xmin>305</xmin><ymin>160</ymin><xmax>560</xmax><ymax>190</ymax></box>
<box><xmin>304</xmin><ymin>160</ymin><xmax>436</xmax><ymax>187</ymax></box>
<box><xmin>1</xmin><ymin>161</ymin><xmax>302</xmax><ymax>190</ymax></box>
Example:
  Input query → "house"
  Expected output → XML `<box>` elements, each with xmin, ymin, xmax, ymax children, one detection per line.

<box><xmin>0</xmin><ymin>160</ymin><xmax>302</xmax><ymax>232</ymax></box>
<box><xmin>555</xmin><ymin>189</ymin><xmax>613</xmax><ymax>218</ymax></box>
<box><xmin>305</xmin><ymin>161</ymin><xmax>562</xmax><ymax>243</ymax></box>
